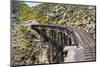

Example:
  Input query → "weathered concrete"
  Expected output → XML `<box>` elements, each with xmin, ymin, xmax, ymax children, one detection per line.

<box><xmin>63</xmin><ymin>46</ymin><xmax>85</xmax><ymax>62</ymax></box>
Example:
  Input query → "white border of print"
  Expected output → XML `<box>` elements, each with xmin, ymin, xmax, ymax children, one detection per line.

<box><xmin>0</xmin><ymin>0</ymin><xmax>100</xmax><ymax>67</ymax></box>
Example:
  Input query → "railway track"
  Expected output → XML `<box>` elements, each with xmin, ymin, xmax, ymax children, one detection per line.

<box><xmin>72</xmin><ymin>28</ymin><xmax>96</xmax><ymax>61</ymax></box>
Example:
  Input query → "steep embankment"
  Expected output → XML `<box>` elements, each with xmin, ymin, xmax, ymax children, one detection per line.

<box><xmin>19</xmin><ymin>3</ymin><xmax>96</xmax><ymax>39</ymax></box>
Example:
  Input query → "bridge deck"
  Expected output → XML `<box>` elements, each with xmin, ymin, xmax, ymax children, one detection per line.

<box><xmin>27</xmin><ymin>24</ymin><xmax>73</xmax><ymax>33</ymax></box>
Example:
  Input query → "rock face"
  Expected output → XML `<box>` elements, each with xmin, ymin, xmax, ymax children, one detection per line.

<box><xmin>63</xmin><ymin>46</ymin><xmax>85</xmax><ymax>62</ymax></box>
<box><xmin>39</xmin><ymin>48</ymin><xmax>49</xmax><ymax>64</ymax></box>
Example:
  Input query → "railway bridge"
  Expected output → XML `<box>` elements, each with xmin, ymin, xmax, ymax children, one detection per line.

<box><xmin>27</xmin><ymin>24</ymin><xmax>96</xmax><ymax>63</ymax></box>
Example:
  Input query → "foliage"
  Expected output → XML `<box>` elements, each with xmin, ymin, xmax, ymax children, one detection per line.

<box><xmin>11</xmin><ymin>1</ymin><xmax>96</xmax><ymax>65</ymax></box>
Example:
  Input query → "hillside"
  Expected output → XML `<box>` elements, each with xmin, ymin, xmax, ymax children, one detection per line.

<box><xmin>18</xmin><ymin>3</ymin><xmax>96</xmax><ymax>39</ymax></box>
<box><xmin>11</xmin><ymin>1</ymin><xmax>96</xmax><ymax>66</ymax></box>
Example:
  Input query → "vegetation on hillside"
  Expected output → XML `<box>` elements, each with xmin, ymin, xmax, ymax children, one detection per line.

<box><xmin>11</xmin><ymin>1</ymin><xmax>96</xmax><ymax>66</ymax></box>
<box><xmin>16</xmin><ymin>2</ymin><xmax>96</xmax><ymax>38</ymax></box>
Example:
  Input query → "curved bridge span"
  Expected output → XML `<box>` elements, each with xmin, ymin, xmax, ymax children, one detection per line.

<box><xmin>27</xmin><ymin>24</ymin><xmax>96</xmax><ymax>63</ymax></box>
